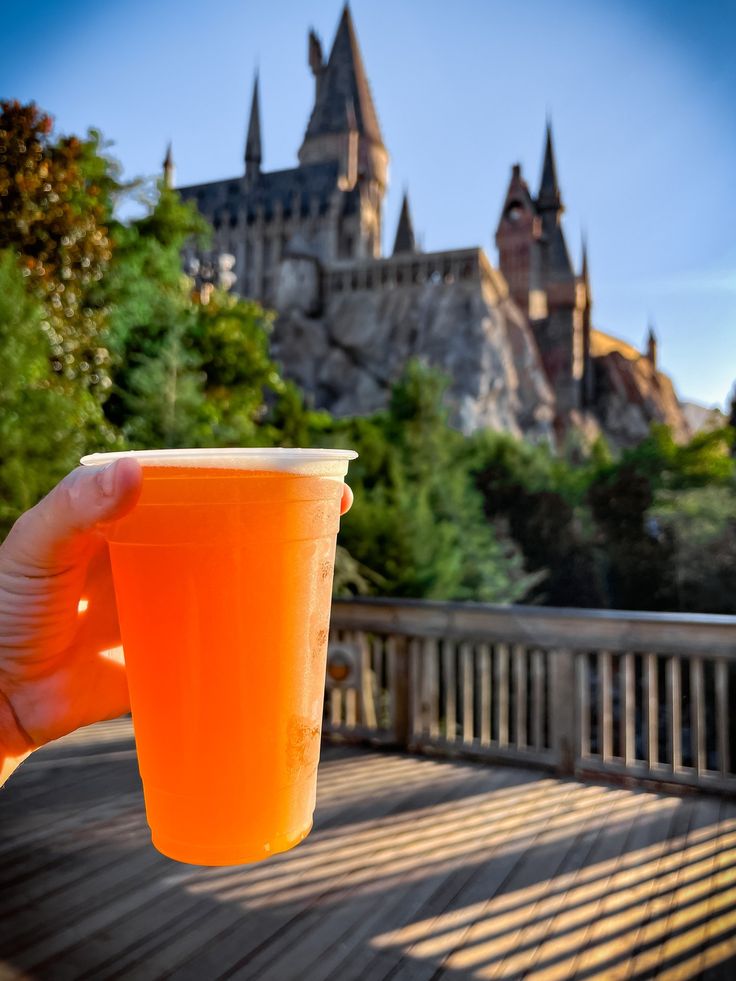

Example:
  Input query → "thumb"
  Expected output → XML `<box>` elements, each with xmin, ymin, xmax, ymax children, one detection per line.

<box><xmin>2</xmin><ymin>459</ymin><xmax>142</xmax><ymax>572</ymax></box>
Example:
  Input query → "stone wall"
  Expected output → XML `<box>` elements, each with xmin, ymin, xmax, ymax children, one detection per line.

<box><xmin>272</xmin><ymin>253</ymin><xmax>556</xmax><ymax>441</ymax></box>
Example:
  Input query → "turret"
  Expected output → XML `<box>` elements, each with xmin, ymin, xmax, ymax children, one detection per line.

<box><xmin>646</xmin><ymin>323</ymin><xmax>657</xmax><ymax>370</ymax></box>
<box><xmin>580</xmin><ymin>236</ymin><xmax>594</xmax><ymax>407</ymax></box>
<box><xmin>245</xmin><ymin>73</ymin><xmax>262</xmax><ymax>182</ymax></box>
<box><xmin>163</xmin><ymin>142</ymin><xmax>175</xmax><ymax>189</ymax></box>
<box><xmin>530</xmin><ymin>121</ymin><xmax>580</xmax><ymax>416</ymax></box>
<box><xmin>392</xmin><ymin>191</ymin><xmax>417</xmax><ymax>255</ymax></box>
<box><xmin>299</xmin><ymin>4</ymin><xmax>388</xmax><ymax>193</ymax></box>
<box><xmin>495</xmin><ymin>162</ymin><xmax>536</xmax><ymax>312</ymax></box>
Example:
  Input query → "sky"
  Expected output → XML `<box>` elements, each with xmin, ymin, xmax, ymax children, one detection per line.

<box><xmin>2</xmin><ymin>0</ymin><xmax>735</xmax><ymax>409</ymax></box>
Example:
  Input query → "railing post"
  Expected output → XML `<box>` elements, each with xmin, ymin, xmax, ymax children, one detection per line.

<box><xmin>549</xmin><ymin>648</ymin><xmax>577</xmax><ymax>775</ymax></box>
<box><xmin>389</xmin><ymin>635</ymin><xmax>412</xmax><ymax>750</ymax></box>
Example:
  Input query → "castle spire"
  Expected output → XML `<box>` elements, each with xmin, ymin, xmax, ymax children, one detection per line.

<box><xmin>162</xmin><ymin>141</ymin><xmax>175</xmax><ymax>189</ymax></box>
<box><xmin>581</xmin><ymin>233</ymin><xmax>589</xmax><ymax>287</ymax></box>
<box><xmin>299</xmin><ymin>3</ymin><xmax>387</xmax><ymax>188</ymax></box>
<box><xmin>537</xmin><ymin>119</ymin><xmax>562</xmax><ymax>213</ymax></box>
<box><xmin>245</xmin><ymin>72</ymin><xmax>262</xmax><ymax>179</ymax></box>
<box><xmin>392</xmin><ymin>191</ymin><xmax>416</xmax><ymax>255</ymax></box>
<box><xmin>646</xmin><ymin>322</ymin><xmax>658</xmax><ymax>369</ymax></box>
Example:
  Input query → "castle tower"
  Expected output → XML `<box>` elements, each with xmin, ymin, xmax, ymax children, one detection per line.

<box><xmin>163</xmin><ymin>142</ymin><xmax>175</xmax><ymax>189</ymax></box>
<box><xmin>531</xmin><ymin>121</ymin><xmax>582</xmax><ymax>415</ymax></box>
<box><xmin>299</xmin><ymin>4</ymin><xmax>388</xmax><ymax>257</ymax></box>
<box><xmin>646</xmin><ymin>323</ymin><xmax>657</xmax><ymax>369</ymax></box>
<box><xmin>392</xmin><ymin>191</ymin><xmax>417</xmax><ymax>254</ymax></box>
<box><xmin>245</xmin><ymin>73</ymin><xmax>262</xmax><ymax>183</ymax></box>
<box><xmin>580</xmin><ymin>236</ymin><xmax>594</xmax><ymax>407</ymax></box>
<box><xmin>495</xmin><ymin>163</ymin><xmax>536</xmax><ymax>312</ymax></box>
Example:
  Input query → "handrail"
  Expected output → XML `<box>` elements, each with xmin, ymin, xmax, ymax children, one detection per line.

<box><xmin>331</xmin><ymin>598</ymin><xmax>736</xmax><ymax>658</ymax></box>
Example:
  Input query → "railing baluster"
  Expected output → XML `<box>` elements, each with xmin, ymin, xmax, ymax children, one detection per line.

<box><xmin>344</xmin><ymin>687</ymin><xmax>357</xmax><ymax>728</ymax></box>
<box><xmin>667</xmin><ymin>656</ymin><xmax>682</xmax><ymax>773</ymax></box>
<box><xmin>577</xmin><ymin>652</ymin><xmax>590</xmax><ymax>758</ymax></box>
<box><xmin>370</xmin><ymin>635</ymin><xmax>383</xmax><ymax>727</ymax></box>
<box><xmin>342</xmin><ymin>630</ymin><xmax>357</xmax><ymax>728</ymax></box>
<box><xmin>645</xmin><ymin>653</ymin><xmax>658</xmax><ymax>770</ymax></box>
<box><xmin>443</xmin><ymin>639</ymin><xmax>457</xmax><ymax>744</ymax></box>
<box><xmin>531</xmin><ymin>650</ymin><xmax>544</xmax><ymax>750</ymax></box>
<box><xmin>460</xmin><ymin>642</ymin><xmax>474</xmax><ymax>744</ymax></box>
<box><xmin>424</xmin><ymin>638</ymin><xmax>440</xmax><ymax>739</ymax></box>
<box><xmin>409</xmin><ymin>637</ymin><xmax>422</xmax><ymax>738</ymax></box>
<box><xmin>715</xmin><ymin>660</ymin><xmax>730</xmax><ymax>776</ymax></box>
<box><xmin>330</xmin><ymin>687</ymin><xmax>343</xmax><ymax>727</ymax></box>
<box><xmin>514</xmin><ymin>645</ymin><xmax>527</xmax><ymax>748</ymax></box>
<box><xmin>496</xmin><ymin>643</ymin><xmax>509</xmax><ymax>747</ymax></box>
<box><xmin>623</xmin><ymin>652</ymin><xmax>636</xmax><ymax>766</ymax></box>
<box><xmin>599</xmin><ymin>651</ymin><xmax>613</xmax><ymax>762</ymax></box>
<box><xmin>359</xmin><ymin>633</ymin><xmax>378</xmax><ymax>730</ymax></box>
<box><xmin>478</xmin><ymin>643</ymin><xmax>492</xmax><ymax>747</ymax></box>
<box><xmin>690</xmin><ymin>656</ymin><xmax>706</xmax><ymax>775</ymax></box>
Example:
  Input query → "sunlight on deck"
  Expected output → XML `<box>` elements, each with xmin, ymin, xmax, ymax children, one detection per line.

<box><xmin>2</xmin><ymin>718</ymin><xmax>735</xmax><ymax>980</ymax></box>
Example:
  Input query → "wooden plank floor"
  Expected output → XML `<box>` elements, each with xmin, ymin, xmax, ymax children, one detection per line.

<box><xmin>1</xmin><ymin>719</ymin><xmax>735</xmax><ymax>980</ymax></box>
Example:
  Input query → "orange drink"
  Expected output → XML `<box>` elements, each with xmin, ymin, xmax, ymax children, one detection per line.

<box><xmin>80</xmin><ymin>448</ymin><xmax>356</xmax><ymax>866</ymax></box>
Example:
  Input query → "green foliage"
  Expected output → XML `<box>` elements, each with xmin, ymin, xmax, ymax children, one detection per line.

<box><xmin>0</xmin><ymin>251</ymin><xmax>116</xmax><ymax>534</ymax></box>
<box><xmin>101</xmin><ymin>185</ymin><xmax>283</xmax><ymax>449</ymax></box>
<box><xmin>651</xmin><ymin>487</ymin><xmax>736</xmax><ymax>613</ymax></box>
<box><xmin>328</xmin><ymin>362</ymin><xmax>538</xmax><ymax>603</ymax></box>
<box><xmin>0</xmin><ymin>101</ymin><xmax>120</xmax><ymax>388</ymax></box>
<box><xmin>472</xmin><ymin>430</ymin><xmax>604</xmax><ymax>607</ymax></box>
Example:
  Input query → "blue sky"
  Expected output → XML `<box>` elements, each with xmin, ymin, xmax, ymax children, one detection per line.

<box><xmin>2</xmin><ymin>0</ymin><xmax>735</xmax><ymax>408</ymax></box>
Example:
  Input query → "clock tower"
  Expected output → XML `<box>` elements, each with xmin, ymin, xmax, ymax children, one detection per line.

<box><xmin>495</xmin><ymin>163</ymin><xmax>536</xmax><ymax>313</ymax></box>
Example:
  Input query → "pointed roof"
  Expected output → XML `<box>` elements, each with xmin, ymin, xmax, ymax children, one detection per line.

<box><xmin>303</xmin><ymin>4</ymin><xmax>384</xmax><ymax>146</ymax></box>
<box><xmin>392</xmin><ymin>192</ymin><xmax>416</xmax><ymax>254</ymax></box>
<box><xmin>580</xmin><ymin>234</ymin><xmax>589</xmax><ymax>285</ymax></box>
<box><xmin>245</xmin><ymin>73</ymin><xmax>262</xmax><ymax>169</ymax></box>
<box><xmin>495</xmin><ymin>162</ymin><xmax>535</xmax><ymax>236</ymax></box>
<box><xmin>162</xmin><ymin>141</ymin><xmax>175</xmax><ymax>188</ymax></box>
<box><xmin>537</xmin><ymin>120</ymin><xmax>562</xmax><ymax>212</ymax></box>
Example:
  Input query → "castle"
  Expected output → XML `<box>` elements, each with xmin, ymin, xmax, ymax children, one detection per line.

<box><xmin>175</xmin><ymin>4</ymin><xmax>687</xmax><ymax>447</ymax></box>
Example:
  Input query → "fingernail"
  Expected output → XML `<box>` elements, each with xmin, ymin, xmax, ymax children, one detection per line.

<box><xmin>98</xmin><ymin>461</ymin><xmax>117</xmax><ymax>497</ymax></box>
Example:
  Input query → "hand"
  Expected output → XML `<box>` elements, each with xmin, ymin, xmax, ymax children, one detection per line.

<box><xmin>0</xmin><ymin>459</ymin><xmax>143</xmax><ymax>759</ymax></box>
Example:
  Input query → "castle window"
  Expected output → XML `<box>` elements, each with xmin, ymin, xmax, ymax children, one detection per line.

<box><xmin>350</xmin><ymin>272</ymin><xmax>358</xmax><ymax>290</ymax></box>
<box><xmin>230</xmin><ymin>214</ymin><xmax>237</xmax><ymax>228</ymax></box>
<box><xmin>380</xmin><ymin>267</ymin><xmax>389</xmax><ymax>286</ymax></box>
<box><xmin>366</xmin><ymin>270</ymin><xmax>374</xmax><ymax>288</ymax></box>
<box><xmin>396</xmin><ymin>268</ymin><xmax>404</xmax><ymax>285</ymax></box>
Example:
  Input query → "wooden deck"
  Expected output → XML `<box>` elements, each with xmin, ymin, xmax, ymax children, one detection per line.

<box><xmin>2</xmin><ymin>719</ymin><xmax>736</xmax><ymax>980</ymax></box>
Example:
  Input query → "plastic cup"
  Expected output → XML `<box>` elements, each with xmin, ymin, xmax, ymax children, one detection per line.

<box><xmin>80</xmin><ymin>447</ymin><xmax>357</xmax><ymax>866</ymax></box>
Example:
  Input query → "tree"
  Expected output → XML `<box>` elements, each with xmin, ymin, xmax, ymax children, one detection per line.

<box><xmin>331</xmin><ymin>362</ymin><xmax>537</xmax><ymax>602</ymax></box>
<box><xmin>0</xmin><ymin>252</ymin><xmax>116</xmax><ymax>535</ymax></box>
<box><xmin>0</xmin><ymin>101</ymin><xmax>120</xmax><ymax>388</ymax></box>
<box><xmin>101</xmin><ymin>184</ymin><xmax>284</xmax><ymax>449</ymax></box>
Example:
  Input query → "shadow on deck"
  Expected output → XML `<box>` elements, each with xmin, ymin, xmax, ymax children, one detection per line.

<box><xmin>1</xmin><ymin>718</ymin><xmax>735</xmax><ymax>980</ymax></box>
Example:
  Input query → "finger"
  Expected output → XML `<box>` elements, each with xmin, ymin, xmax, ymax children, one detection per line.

<box><xmin>2</xmin><ymin>459</ymin><xmax>142</xmax><ymax>572</ymax></box>
<box><xmin>340</xmin><ymin>484</ymin><xmax>354</xmax><ymax>516</ymax></box>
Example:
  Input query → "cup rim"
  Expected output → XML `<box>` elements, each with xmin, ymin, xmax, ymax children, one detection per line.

<box><xmin>80</xmin><ymin>447</ymin><xmax>358</xmax><ymax>468</ymax></box>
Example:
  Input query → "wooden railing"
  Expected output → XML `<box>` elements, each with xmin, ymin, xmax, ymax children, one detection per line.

<box><xmin>325</xmin><ymin>598</ymin><xmax>736</xmax><ymax>793</ymax></box>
